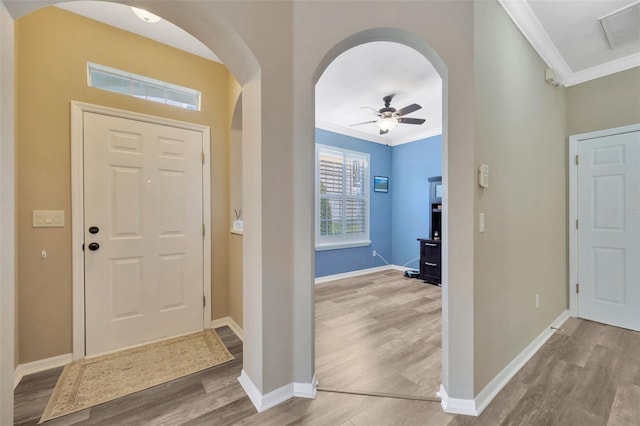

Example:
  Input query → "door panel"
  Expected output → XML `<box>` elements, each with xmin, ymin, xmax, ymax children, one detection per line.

<box><xmin>578</xmin><ymin>130</ymin><xmax>640</xmax><ymax>330</ymax></box>
<box><xmin>111</xmin><ymin>166</ymin><xmax>144</xmax><ymax>235</ymax></box>
<box><xmin>84</xmin><ymin>112</ymin><xmax>204</xmax><ymax>355</ymax></box>
<box><xmin>111</xmin><ymin>257</ymin><xmax>144</xmax><ymax>320</ymax></box>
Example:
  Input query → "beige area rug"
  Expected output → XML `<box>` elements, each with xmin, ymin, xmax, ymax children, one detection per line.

<box><xmin>40</xmin><ymin>329</ymin><xmax>234</xmax><ymax>423</ymax></box>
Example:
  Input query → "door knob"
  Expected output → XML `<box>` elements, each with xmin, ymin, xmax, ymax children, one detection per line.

<box><xmin>88</xmin><ymin>242</ymin><xmax>100</xmax><ymax>251</ymax></box>
<box><xmin>89</xmin><ymin>226</ymin><xmax>100</xmax><ymax>234</ymax></box>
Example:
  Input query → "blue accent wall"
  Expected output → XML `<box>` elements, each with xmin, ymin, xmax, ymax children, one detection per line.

<box><xmin>391</xmin><ymin>135</ymin><xmax>442</xmax><ymax>269</ymax></box>
<box><xmin>314</xmin><ymin>129</ymin><xmax>441</xmax><ymax>278</ymax></box>
<box><xmin>315</xmin><ymin>129</ymin><xmax>392</xmax><ymax>277</ymax></box>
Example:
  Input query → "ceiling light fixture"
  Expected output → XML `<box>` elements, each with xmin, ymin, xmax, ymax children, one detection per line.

<box><xmin>131</xmin><ymin>7</ymin><xmax>162</xmax><ymax>23</ymax></box>
<box><xmin>378</xmin><ymin>116</ymin><xmax>397</xmax><ymax>132</ymax></box>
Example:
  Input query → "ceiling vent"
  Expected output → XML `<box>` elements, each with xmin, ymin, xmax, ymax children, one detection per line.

<box><xmin>599</xmin><ymin>1</ymin><xmax>640</xmax><ymax>49</ymax></box>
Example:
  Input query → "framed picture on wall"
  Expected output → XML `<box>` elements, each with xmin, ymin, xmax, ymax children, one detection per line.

<box><xmin>373</xmin><ymin>176</ymin><xmax>389</xmax><ymax>193</ymax></box>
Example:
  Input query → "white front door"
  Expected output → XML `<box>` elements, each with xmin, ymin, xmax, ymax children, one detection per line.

<box><xmin>577</xmin><ymin>129</ymin><xmax>640</xmax><ymax>331</ymax></box>
<box><xmin>83</xmin><ymin>112</ymin><xmax>204</xmax><ymax>355</ymax></box>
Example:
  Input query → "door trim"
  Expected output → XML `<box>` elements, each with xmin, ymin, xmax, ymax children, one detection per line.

<box><xmin>70</xmin><ymin>101</ymin><xmax>212</xmax><ymax>360</ymax></box>
<box><xmin>568</xmin><ymin>123</ymin><xmax>640</xmax><ymax>319</ymax></box>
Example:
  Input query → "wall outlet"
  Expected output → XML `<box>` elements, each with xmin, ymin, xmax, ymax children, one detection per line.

<box><xmin>373</xmin><ymin>250</ymin><xmax>377</xmax><ymax>257</ymax></box>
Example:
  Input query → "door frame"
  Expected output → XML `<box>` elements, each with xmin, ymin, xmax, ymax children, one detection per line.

<box><xmin>568</xmin><ymin>123</ymin><xmax>640</xmax><ymax>318</ymax></box>
<box><xmin>70</xmin><ymin>101</ymin><xmax>212</xmax><ymax>360</ymax></box>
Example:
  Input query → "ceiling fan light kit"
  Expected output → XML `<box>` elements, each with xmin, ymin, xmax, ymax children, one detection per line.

<box><xmin>351</xmin><ymin>94</ymin><xmax>426</xmax><ymax>135</ymax></box>
<box><xmin>378</xmin><ymin>116</ymin><xmax>397</xmax><ymax>132</ymax></box>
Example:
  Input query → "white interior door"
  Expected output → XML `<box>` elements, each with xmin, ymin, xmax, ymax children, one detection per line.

<box><xmin>83</xmin><ymin>112</ymin><xmax>204</xmax><ymax>355</ymax></box>
<box><xmin>577</xmin><ymin>129</ymin><xmax>640</xmax><ymax>331</ymax></box>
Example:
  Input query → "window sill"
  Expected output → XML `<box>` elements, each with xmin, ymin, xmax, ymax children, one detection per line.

<box><xmin>315</xmin><ymin>240</ymin><xmax>371</xmax><ymax>251</ymax></box>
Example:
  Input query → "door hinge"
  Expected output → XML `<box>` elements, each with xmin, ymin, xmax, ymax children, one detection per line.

<box><xmin>575</xmin><ymin>155</ymin><xmax>579</xmax><ymax>165</ymax></box>
<box><xmin>203</xmin><ymin>295</ymin><xmax>206</xmax><ymax>308</ymax></box>
<box><xmin>202</xmin><ymin>224</ymin><xmax>205</xmax><ymax>236</ymax></box>
<box><xmin>576</xmin><ymin>219</ymin><xmax>579</xmax><ymax>229</ymax></box>
<box><xmin>576</xmin><ymin>283</ymin><xmax>580</xmax><ymax>294</ymax></box>
<box><xmin>82</xmin><ymin>243</ymin><xmax>85</xmax><ymax>251</ymax></box>
<box><xmin>202</xmin><ymin>152</ymin><xmax>205</xmax><ymax>165</ymax></box>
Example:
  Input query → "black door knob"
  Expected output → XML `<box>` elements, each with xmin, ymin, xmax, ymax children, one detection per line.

<box><xmin>88</xmin><ymin>242</ymin><xmax>100</xmax><ymax>251</ymax></box>
<box><xmin>89</xmin><ymin>226</ymin><xmax>99</xmax><ymax>234</ymax></box>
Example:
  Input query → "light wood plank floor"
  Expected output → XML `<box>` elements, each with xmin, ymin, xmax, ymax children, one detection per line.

<box><xmin>15</xmin><ymin>271</ymin><xmax>640</xmax><ymax>425</ymax></box>
<box><xmin>315</xmin><ymin>270</ymin><xmax>442</xmax><ymax>398</ymax></box>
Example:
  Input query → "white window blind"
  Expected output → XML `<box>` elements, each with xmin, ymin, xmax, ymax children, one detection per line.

<box><xmin>316</xmin><ymin>145</ymin><xmax>370</xmax><ymax>250</ymax></box>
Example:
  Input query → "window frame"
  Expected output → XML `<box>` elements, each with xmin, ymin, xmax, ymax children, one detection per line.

<box><xmin>315</xmin><ymin>144</ymin><xmax>371</xmax><ymax>251</ymax></box>
<box><xmin>87</xmin><ymin>62</ymin><xmax>201</xmax><ymax>111</ymax></box>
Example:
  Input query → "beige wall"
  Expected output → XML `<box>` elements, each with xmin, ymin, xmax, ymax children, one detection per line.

<box><xmin>566</xmin><ymin>67</ymin><xmax>640</xmax><ymax>136</ymax></box>
<box><xmin>228</xmin><ymin>125</ymin><xmax>243</xmax><ymax>329</ymax></box>
<box><xmin>229</xmin><ymin>234</ymin><xmax>243</xmax><ymax>328</ymax></box>
<box><xmin>16</xmin><ymin>7</ymin><xmax>231</xmax><ymax>363</ymax></box>
<box><xmin>228</xmin><ymin>74</ymin><xmax>243</xmax><ymax>328</ymax></box>
<box><xmin>1</xmin><ymin>2</ymin><xmax>16</xmax><ymax>422</ymax></box>
<box><xmin>473</xmin><ymin>0</ymin><xmax>568</xmax><ymax>393</ymax></box>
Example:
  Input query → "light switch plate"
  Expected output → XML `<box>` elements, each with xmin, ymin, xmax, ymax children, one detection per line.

<box><xmin>33</xmin><ymin>210</ymin><xmax>65</xmax><ymax>228</ymax></box>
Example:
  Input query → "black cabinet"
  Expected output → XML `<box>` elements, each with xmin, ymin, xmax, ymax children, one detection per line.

<box><xmin>418</xmin><ymin>176</ymin><xmax>442</xmax><ymax>285</ymax></box>
<box><xmin>418</xmin><ymin>239</ymin><xmax>441</xmax><ymax>285</ymax></box>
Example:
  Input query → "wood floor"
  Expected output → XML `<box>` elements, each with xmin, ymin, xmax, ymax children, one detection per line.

<box><xmin>14</xmin><ymin>270</ymin><xmax>640</xmax><ymax>425</ymax></box>
<box><xmin>315</xmin><ymin>270</ymin><xmax>442</xmax><ymax>398</ymax></box>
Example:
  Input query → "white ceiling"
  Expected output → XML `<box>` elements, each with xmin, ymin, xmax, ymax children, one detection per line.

<box><xmin>315</xmin><ymin>42</ymin><xmax>443</xmax><ymax>146</ymax></box>
<box><xmin>499</xmin><ymin>0</ymin><xmax>640</xmax><ymax>86</ymax></box>
<box><xmin>55</xmin><ymin>1</ymin><xmax>220</xmax><ymax>63</ymax></box>
<box><xmin>55</xmin><ymin>1</ymin><xmax>639</xmax><ymax>145</ymax></box>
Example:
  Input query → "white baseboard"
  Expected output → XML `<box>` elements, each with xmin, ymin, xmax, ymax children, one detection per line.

<box><xmin>389</xmin><ymin>265</ymin><xmax>413</xmax><ymax>272</ymax></box>
<box><xmin>14</xmin><ymin>353</ymin><xmax>72</xmax><ymax>389</ymax></box>
<box><xmin>473</xmin><ymin>309</ymin><xmax>570</xmax><ymax>415</ymax></box>
<box><xmin>315</xmin><ymin>264</ymin><xmax>409</xmax><ymax>284</ymax></box>
<box><xmin>438</xmin><ymin>385</ymin><xmax>478</xmax><ymax>416</ymax></box>
<box><xmin>211</xmin><ymin>316</ymin><xmax>243</xmax><ymax>342</ymax></box>
<box><xmin>238</xmin><ymin>369</ymin><xmax>317</xmax><ymax>413</ymax></box>
<box><xmin>294</xmin><ymin>374</ymin><xmax>318</xmax><ymax>399</ymax></box>
<box><xmin>439</xmin><ymin>309</ymin><xmax>570</xmax><ymax>416</ymax></box>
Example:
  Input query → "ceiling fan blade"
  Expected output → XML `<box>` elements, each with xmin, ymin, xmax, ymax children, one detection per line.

<box><xmin>349</xmin><ymin>120</ymin><xmax>378</xmax><ymax>127</ymax></box>
<box><xmin>360</xmin><ymin>107</ymin><xmax>380</xmax><ymax>115</ymax></box>
<box><xmin>396</xmin><ymin>103</ymin><xmax>422</xmax><ymax>116</ymax></box>
<box><xmin>380</xmin><ymin>129</ymin><xmax>389</xmax><ymax>135</ymax></box>
<box><xmin>397</xmin><ymin>117</ymin><xmax>426</xmax><ymax>125</ymax></box>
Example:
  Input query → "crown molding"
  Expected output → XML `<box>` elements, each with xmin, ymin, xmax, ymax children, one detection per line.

<box><xmin>315</xmin><ymin>120</ymin><xmax>441</xmax><ymax>147</ymax></box>
<box><xmin>564</xmin><ymin>52</ymin><xmax>640</xmax><ymax>86</ymax></box>
<box><xmin>392</xmin><ymin>128</ymin><xmax>443</xmax><ymax>146</ymax></box>
<box><xmin>316</xmin><ymin>120</ymin><xmax>388</xmax><ymax>145</ymax></box>
<box><xmin>498</xmin><ymin>0</ymin><xmax>573</xmax><ymax>85</ymax></box>
<box><xmin>498</xmin><ymin>0</ymin><xmax>640</xmax><ymax>87</ymax></box>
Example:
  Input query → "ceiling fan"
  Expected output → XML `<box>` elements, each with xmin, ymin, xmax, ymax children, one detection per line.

<box><xmin>350</xmin><ymin>94</ymin><xmax>426</xmax><ymax>135</ymax></box>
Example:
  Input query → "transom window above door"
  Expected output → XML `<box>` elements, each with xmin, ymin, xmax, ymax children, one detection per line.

<box><xmin>87</xmin><ymin>62</ymin><xmax>201</xmax><ymax>111</ymax></box>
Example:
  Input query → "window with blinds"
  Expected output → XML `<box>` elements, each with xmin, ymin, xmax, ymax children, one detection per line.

<box><xmin>316</xmin><ymin>145</ymin><xmax>370</xmax><ymax>250</ymax></box>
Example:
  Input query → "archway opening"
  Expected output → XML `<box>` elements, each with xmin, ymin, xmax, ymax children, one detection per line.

<box><xmin>311</xmin><ymin>29</ymin><xmax>449</xmax><ymax>401</ymax></box>
<box><xmin>4</xmin><ymin>1</ymin><xmax>260</xmax><ymax>422</ymax></box>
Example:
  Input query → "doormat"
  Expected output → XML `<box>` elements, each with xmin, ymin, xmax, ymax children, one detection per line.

<box><xmin>40</xmin><ymin>329</ymin><xmax>234</xmax><ymax>423</ymax></box>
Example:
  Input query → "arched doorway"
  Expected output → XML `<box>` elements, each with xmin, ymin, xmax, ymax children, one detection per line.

<box><xmin>0</xmin><ymin>2</ymin><xmax>262</xmax><ymax>422</ymax></box>
<box><xmin>313</xmin><ymin>39</ymin><xmax>444</xmax><ymax>399</ymax></box>
<box><xmin>310</xmin><ymin>28</ymin><xmax>450</xmax><ymax>402</ymax></box>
